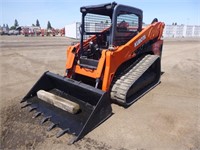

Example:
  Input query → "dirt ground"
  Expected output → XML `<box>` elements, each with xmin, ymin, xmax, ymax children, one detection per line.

<box><xmin>0</xmin><ymin>36</ymin><xmax>200</xmax><ymax>150</ymax></box>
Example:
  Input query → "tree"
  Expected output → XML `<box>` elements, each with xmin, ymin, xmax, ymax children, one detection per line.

<box><xmin>14</xmin><ymin>19</ymin><xmax>19</xmax><ymax>28</ymax></box>
<box><xmin>36</xmin><ymin>19</ymin><xmax>40</xmax><ymax>27</ymax></box>
<box><xmin>10</xmin><ymin>26</ymin><xmax>15</xmax><ymax>30</ymax></box>
<box><xmin>47</xmin><ymin>21</ymin><xmax>52</xmax><ymax>29</ymax></box>
<box><xmin>6</xmin><ymin>24</ymin><xmax>9</xmax><ymax>30</ymax></box>
<box><xmin>32</xmin><ymin>24</ymin><xmax>35</xmax><ymax>26</ymax></box>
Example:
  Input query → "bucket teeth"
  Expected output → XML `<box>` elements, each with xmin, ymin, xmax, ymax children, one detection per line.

<box><xmin>33</xmin><ymin>112</ymin><xmax>42</xmax><ymax>118</ymax></box>
<box><xmin>20</xmin><ymin>99</ymin><xmax>26</xmax><ymax>103</ymax></box>
<box><xmin>41</xmin><ymin>116</ymin><xmax>51</xmax><ymax>124</ymax></box>
<box><xmin>29</xmin><ymin>106</ymin><xmax>37</xmax><ymax>112</ymax></box>
<box><xmin>68</xmin><ymin>137</ymin><xmax>78</xmax><ymax>145</ymax></box>
<box><xmin>47</xmin><ymin>123</ymin><xmax>59</xmax><ymax>131</ymax></box>
<box><xmin>56</xmin><ymin>128</ymin><xmax>70</xmax><ymax>138</ymax></box>
<box><xmin>21</xmin><ymin>102</ymin><xmax>31</xmax><ymax>109</ymax></box>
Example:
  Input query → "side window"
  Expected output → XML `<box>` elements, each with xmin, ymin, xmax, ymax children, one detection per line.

<box><xmin>84</xmin><ymin>13</ymin><xmax>111</xmax><ymax>33</ymax></box>
<box><xmin>114</xmin><ymin>12</ymin><xmax>139</xmax><ymax>46</ymax></box>
<box><xmin>117</xmin><ymin>13</ymin><xmax>139</xmax><ymax>32</ymax></box>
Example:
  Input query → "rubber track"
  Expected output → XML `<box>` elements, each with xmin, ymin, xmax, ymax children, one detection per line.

<box><xmin>110</xmin><ymin>54</ymin><xmax>159</xmax><ymax>104</ymax></box>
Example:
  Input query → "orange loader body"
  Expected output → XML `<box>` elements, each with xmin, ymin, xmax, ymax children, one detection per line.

<box><xmin>66</xmin><ymin>22</ymin><xmax>164</xmax><ymax>91</ymax></box>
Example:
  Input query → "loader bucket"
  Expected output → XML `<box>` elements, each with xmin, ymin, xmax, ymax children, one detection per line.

<box><xmin>21</xmin><ymin>71</ymin><xmax>112</xmax><ymax>143</ymax></box>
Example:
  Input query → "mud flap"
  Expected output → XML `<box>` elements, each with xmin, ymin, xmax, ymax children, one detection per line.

<box><xmin>21</xmin><ymin>71</ymin><xmax>112</xmax><ymax>143</ymax></box>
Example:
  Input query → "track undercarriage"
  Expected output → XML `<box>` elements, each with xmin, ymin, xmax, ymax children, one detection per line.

<box><xmin>111</xmin><ymin>54</ymin><xmax>161</xmax><ymax>106</ymax></box>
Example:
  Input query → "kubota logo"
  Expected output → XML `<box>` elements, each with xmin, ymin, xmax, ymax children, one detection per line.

<box><xmin>134</xmin><ymin>35</ymin><xmax>146</xmax><ymax>47</ymax></box>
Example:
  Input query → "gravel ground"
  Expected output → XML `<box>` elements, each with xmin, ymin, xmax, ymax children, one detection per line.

<box><xmin>0</xmin><ymin>36</ymin><xmax>200</xmax><ymax>150</ymax></box>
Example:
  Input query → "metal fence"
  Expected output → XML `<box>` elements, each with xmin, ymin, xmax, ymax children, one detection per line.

<box><xmin>65</xmin><ymin>22</ymin><xmax>200</xmax><ymax>39</ymax></box>
<box><xmin>163</xmin><ymin>25</ymin><xmax>200</xmax><ymax>38</ymax></box>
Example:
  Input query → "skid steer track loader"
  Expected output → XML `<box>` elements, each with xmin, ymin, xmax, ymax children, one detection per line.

<box><xmin>21</xmin><ymin>2</ymin><xmax>165</xmax><ymax>143</ymax></box>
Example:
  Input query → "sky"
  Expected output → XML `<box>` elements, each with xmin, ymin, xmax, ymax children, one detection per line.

<box><xmin>0</xmin><ymin>0</ymin><xmax>200</xmax><ymax>29</ymax></box>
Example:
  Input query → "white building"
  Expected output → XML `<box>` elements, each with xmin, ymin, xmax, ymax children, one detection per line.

<box><xmin>65</xmin><ymin>22</ymin><xmax>81</xmax><ymax>39</ymax></box>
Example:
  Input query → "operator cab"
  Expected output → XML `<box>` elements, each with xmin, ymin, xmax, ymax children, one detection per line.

<box><xmin>78</xmin><ymin>2</ymin><xmax>142</xmax><ymax>69</ymax></box>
